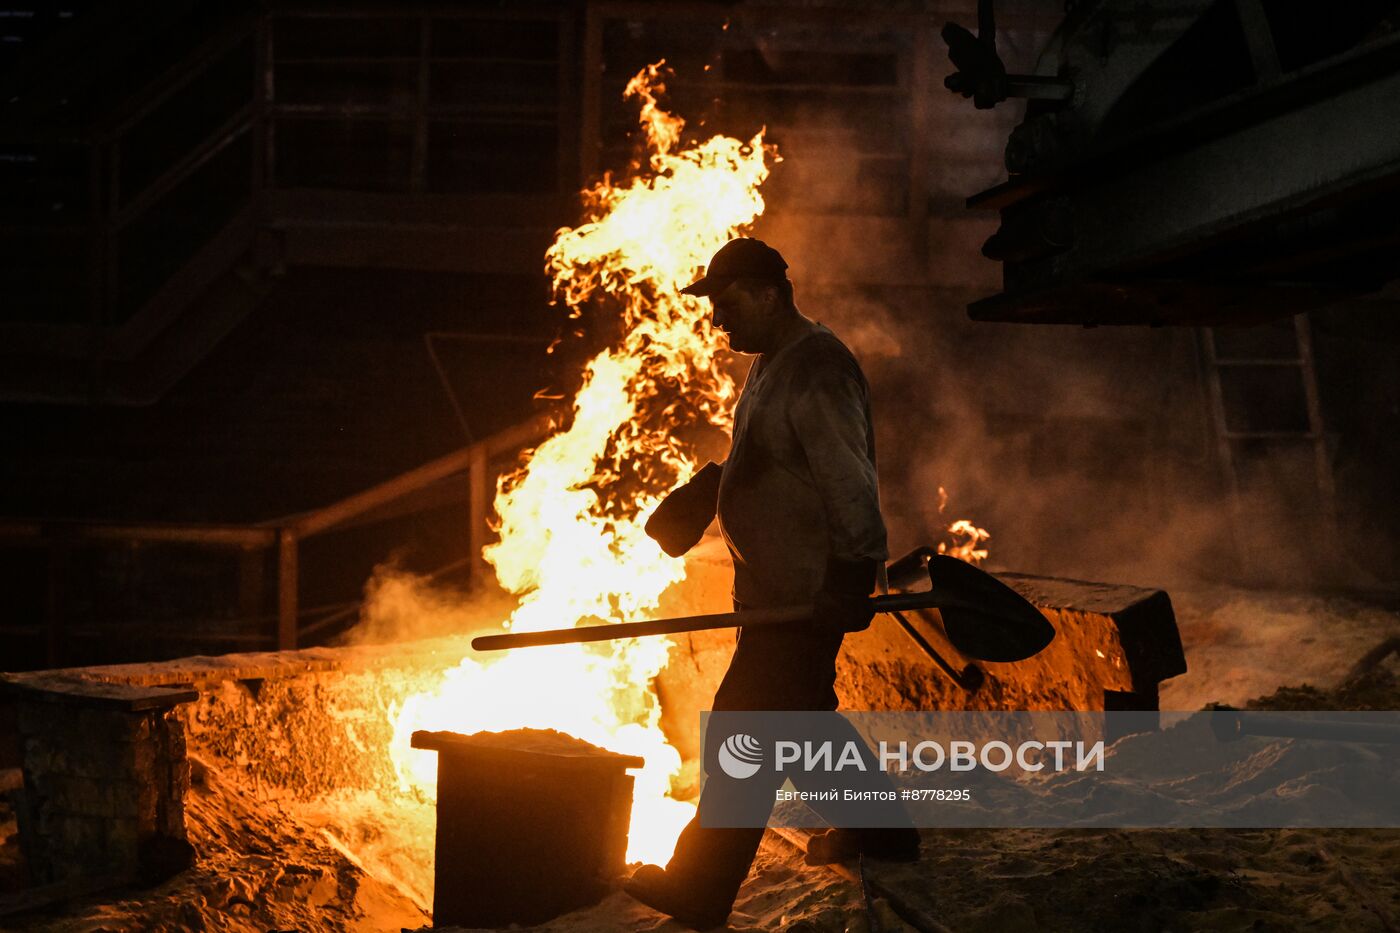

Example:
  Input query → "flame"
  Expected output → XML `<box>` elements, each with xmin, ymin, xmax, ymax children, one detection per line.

<box><xmin>935</xmin><ymin>485</ymin><xmax>991</xmax><ymax>565</ymax></box>
<box><xmin>387</xmin><ymin>62</ymin><xmax>777</xmax><ymax>865</ymax></box>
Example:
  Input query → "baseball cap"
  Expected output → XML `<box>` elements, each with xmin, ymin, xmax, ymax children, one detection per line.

<box><xmin>680</xmin><ymin>238</ymin><xmax>789</xmax><ymax>297</ymax></box>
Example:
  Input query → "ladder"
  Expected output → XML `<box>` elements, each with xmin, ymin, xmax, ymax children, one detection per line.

<box><xmin>1199</xmin><ymin>315</ymin><xmax>1340</xmax><ymax>579</ymax></box>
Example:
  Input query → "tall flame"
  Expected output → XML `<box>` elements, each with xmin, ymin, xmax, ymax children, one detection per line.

<box><xmin>388</xmin><ymin>62</ymin><xmax>777</xmax><ymax>864</ymax></box>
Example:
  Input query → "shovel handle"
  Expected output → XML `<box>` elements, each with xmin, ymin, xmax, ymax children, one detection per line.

<box><xmin>469</xmin><ymin>590</ymin><xmax>944</xmax><ymax>652</ymax></box>
<box><xmin>471</xmin><ymin>606</ymin><xmax>806</xmax><ymax>651</ymax></box>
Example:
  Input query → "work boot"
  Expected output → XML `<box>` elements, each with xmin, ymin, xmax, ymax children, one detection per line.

<box><xmin>622</xmin><ymin>864</ymin><xmax>730</xmax><ymax>930</ymax></box>
<box><xmin>804</xmin><ymin>828</ymin><xmax>921</xmax><ymax>866</ymax></box>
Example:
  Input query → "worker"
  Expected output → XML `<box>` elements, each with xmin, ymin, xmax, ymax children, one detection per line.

<box><xmin>624</xmin><ymin>238</ymin><xmax>919</xmax><ymax>929</ymax></box>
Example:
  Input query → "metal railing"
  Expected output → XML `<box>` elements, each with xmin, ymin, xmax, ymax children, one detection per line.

<box><xmin>0</xmin><ymin>413</ymin><xmax>552</xmax><ymax>665</ymax></box>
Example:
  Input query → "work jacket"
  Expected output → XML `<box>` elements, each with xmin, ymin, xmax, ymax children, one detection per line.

<box><xmin>713</xmin><ymin>322</ymin><xmax>887</xmax><ymax>710</ymax></box>
<box><xmin>718</xmin><ymin>322</ymin><xmax>888</xmax><ymax>605</ymax></box>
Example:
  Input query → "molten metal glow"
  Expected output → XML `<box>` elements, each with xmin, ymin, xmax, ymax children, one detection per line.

<box><xmin>388</xmin><ymin>62</ymin><xmax>777</xmax><ymax>865</ymax></box>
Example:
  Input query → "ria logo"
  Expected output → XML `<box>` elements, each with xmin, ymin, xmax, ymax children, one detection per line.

<box><xmin>717</xmin><ymin>733</ymin><xmax>764</xmax><ymax>779</ymax></box>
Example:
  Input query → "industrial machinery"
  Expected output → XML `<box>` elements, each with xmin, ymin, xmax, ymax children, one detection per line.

<box><xmin>944</xmin><ymin>0</ymin><xmax>1400</xmax><ymax>326</ymax></box>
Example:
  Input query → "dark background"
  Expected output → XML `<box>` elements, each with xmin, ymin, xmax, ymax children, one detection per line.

<box><xmin>1</xmin><ymin>1</ymin><xmax>1397</xmax><ymax>671</ymax></box>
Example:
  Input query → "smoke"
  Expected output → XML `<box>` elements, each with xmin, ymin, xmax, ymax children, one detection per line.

<box><xmin>749</xmin><ymin>205</ymin><xmax>1255</xmax><ymax>590</ymax></box>
<box><xmin>766</xmin><ymin>267</ymin><xmax>1332</xmax><ymax>591</ymax></box>
<box><xmin>334</xmin><ymin>562</ymin><xmax>519</xmax><ymax>647</ymax></box>
<box><xmin>800</xmin><ymin>280</ymin><xmax>1226</xmax><ymax>585</ymax></box>
<box><xmin>691</xmin><ymin>11</ymin><xmax>1353</xmax><ymax>591</ymax></box>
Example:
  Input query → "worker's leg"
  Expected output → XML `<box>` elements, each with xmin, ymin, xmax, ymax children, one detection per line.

<box><xmin>644</xmin><ymin>614</ymin><xmax>846</xmax><ymax>915</ymax></box>
<box><xmin>787</xmin><ymin>711</ymin><xmax>920</xmax><ymax>860</ymax></box>
<box><xmin>662</xmin><ymin>707</ymin><xmax>783</xmax><ymax>912</ymax></box>
<box><xmin>662</xmin><ymin>810</ymin><xmax>766</xmax><ymax>913</ymax></box>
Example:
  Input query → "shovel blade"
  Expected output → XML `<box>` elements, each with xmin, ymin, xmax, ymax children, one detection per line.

<box><xmin>924</xmin><ymin>554</ymin><xmax>1055</xmax><ymax>662</ymax></box>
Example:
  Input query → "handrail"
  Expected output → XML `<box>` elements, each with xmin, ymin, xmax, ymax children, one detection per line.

<box><xmin>97</xmin><ymin>13</ymin><xmax>258</xmax><ymax>142</ymax></box>
<box><xmin>0</xmin><ymin>413</ymin><xmax>554</xmax><ymax>549</ymax></box>
<box><xmin>0</xmin><ymin>521</ymin><xmax>276</xmax><ymax>548</ymax></box>
<box><xmin>275</xmin><ymin>411</ymin><xmax>553</xmax><ymax>539</ymax></box>
<box><xmin>111</xmin><ymin>105</ymin><xmax>255</xmax><ymax>230</ymax></box>
<box><xmin>0</xmin><ymin>411</ymin><xmax>557</xmax><ymax>661</ymax></box>
<box><xmin>273</xmin><ymin>410</ymin><xmax>552</xmax><ymax>649</ymax></box>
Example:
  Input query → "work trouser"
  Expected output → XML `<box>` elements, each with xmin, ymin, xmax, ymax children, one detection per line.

<box><xmin>663</xmin><ymin>618</ymin><xmax>915</xmax><ymax>914</ymax></box>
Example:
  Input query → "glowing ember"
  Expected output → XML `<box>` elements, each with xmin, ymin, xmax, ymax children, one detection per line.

<box><xmin>388</xmin><ymin>62</ymin><xmax>777</xmax><ymax>864</ymax></box>
<box><xmin>936</xmin><ymin>485</ymin><xmax>991</xmax><ymax>565</ymax></box>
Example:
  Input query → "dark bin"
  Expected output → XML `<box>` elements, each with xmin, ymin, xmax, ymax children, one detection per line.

<box><xmin>411</xmin><ymin>727</ymin><xmax>643</xmax><ymax>928</ymax></box>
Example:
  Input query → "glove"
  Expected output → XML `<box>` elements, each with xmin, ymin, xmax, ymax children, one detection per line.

<box><xmin>645</xmin><ymin>462</ymin><xmax>723</xmax><ymax>557</ymax></box>
<box><xmin>812</xmin><ymin>556</ymin><xmax>880</xmax><ymax>633</ymax></box>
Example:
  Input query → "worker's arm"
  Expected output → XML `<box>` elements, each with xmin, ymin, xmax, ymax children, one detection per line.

<box><xmin>644</xmin><ymin>461</ymin><xmax>723</xmax><ymax>557</ymax></box>
<box><xmin>788</xmin><ymin>344</ymin><xmax>888</xmax><ymax>631</ymax></box>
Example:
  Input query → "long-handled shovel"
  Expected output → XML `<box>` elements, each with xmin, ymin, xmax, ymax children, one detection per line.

<box><xmin>883</xmin><ymin>546</ymin><xmax>986</xmax><ymax>691</ymax></box>
<box><xmin>471</xmin><ymin>551</ymin><xmax>1054</xmax><ymax>664</ymax></box>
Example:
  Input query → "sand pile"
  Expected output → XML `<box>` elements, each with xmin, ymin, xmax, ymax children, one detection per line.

<box><xmin>1161</xmin><ymin>587</ymin><xmax>1400</xmax><ymax>710</ymax></box>
<box><xmin>416</xmin><ymin>842</ymin><xmax>863</xmax><ymax>933</ymax></box>
<box><xmin>5</xmin><ymin>598</ymin><xmax>1397</xmax><ymax>931</ymax></box>
<box><xmin>416</xmin><ymin>635</ymin><xmax>1400</xmax><ymax>932</ymax></box>
<box><xmin>1247</xmin><ymin>637</ymin><xmax>1400</xmax><ymax>711</ymax></box>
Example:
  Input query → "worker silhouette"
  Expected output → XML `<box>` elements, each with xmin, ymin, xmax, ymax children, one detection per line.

<box><xmin>624</xmin><ymin>239</ymin><xmax>919</xmax><ymax>929</ymax></box>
